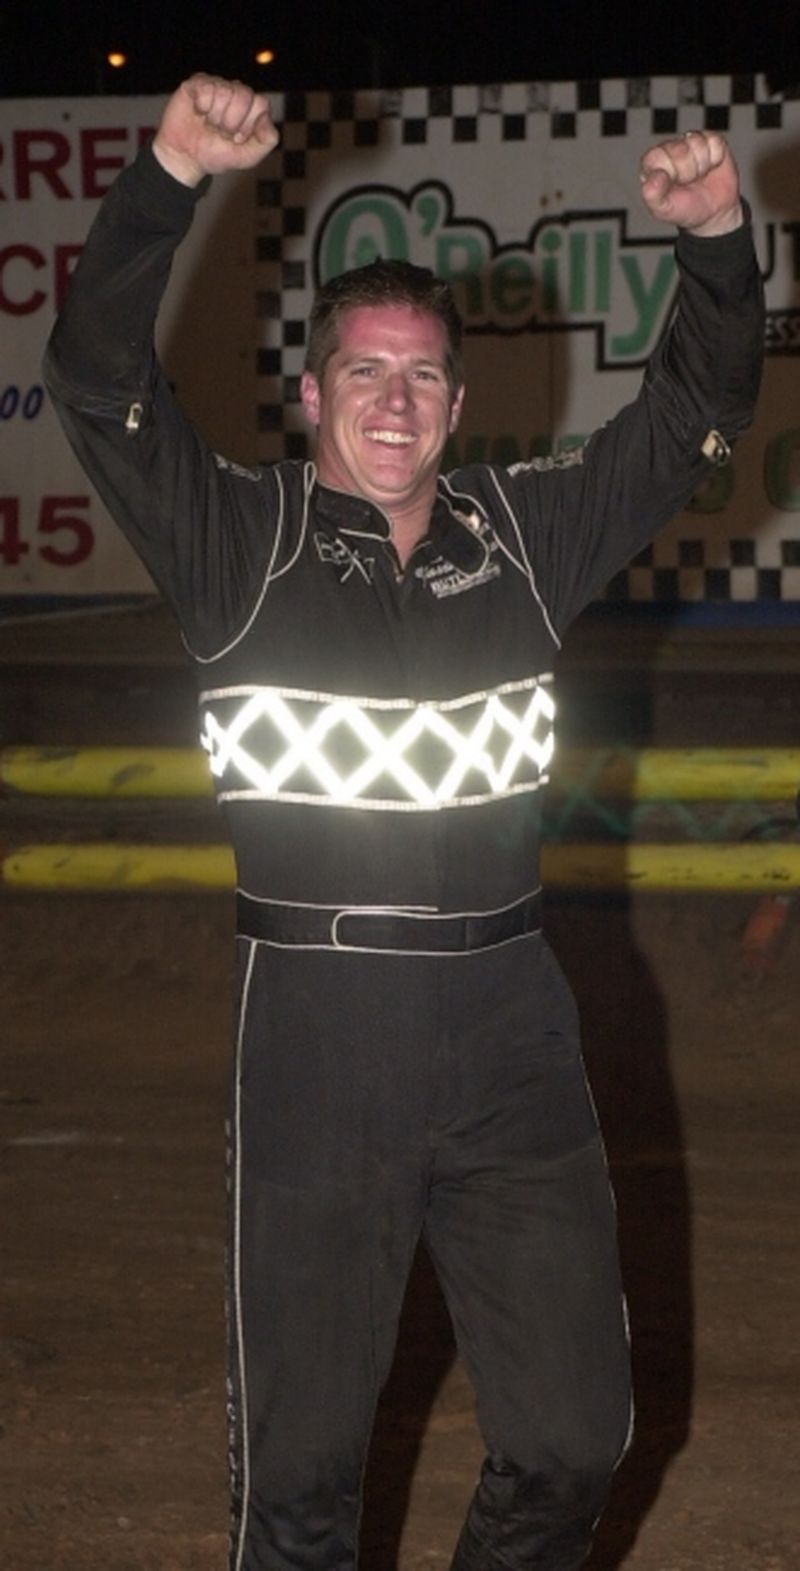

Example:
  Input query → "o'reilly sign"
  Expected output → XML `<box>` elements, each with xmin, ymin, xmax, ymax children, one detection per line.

<box><xmin>314</xmin><ymin>181</ymin><xmax>677</xmax><ymax>369</ymax></box>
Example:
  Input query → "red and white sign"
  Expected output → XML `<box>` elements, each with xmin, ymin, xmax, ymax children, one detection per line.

<box><xmin>0</xmin><ymin>96</ymin><xmax>256</xmax><ymax>599</ymax></box>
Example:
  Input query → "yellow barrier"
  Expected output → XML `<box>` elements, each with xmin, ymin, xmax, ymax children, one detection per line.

<box><xmin>543</xmin><ymin>842</ymin><xmax>800</xmax><ymax>892</ymax></box>
<box><xmin>555</xmin><ymin>747</ymin><xmax>800</xmax><ymax>802</ymax></box>
<box><xmin>0</xmin><ymin>745</ymin><xmax>213</xmax><ymax>799</ymax></box>
<box><xmin>4</xmin><ymin>841</ymin><xmax>800</xmax><ymax>893</ymax></box>
<box><xmin>3</xmin><ymin>842</ymin><xmax>236</xmax><ymax>892</ymax></box>
<box><xmin>1</xmin><ymin>744</ymin><xmax>798</xmax><ymax>802</ymax></box>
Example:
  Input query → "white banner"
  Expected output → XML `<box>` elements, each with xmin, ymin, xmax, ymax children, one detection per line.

<box><xmin>0</xmin><ymin>95</ymin><xmax>257</xmax><ymax>602</ymax></box>
<box><xmin>2</xmin><ymin>78</ymin><xmax>799</xmax><ymax>607</ymax></box>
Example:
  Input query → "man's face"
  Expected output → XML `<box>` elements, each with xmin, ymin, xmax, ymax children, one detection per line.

<box><xmin>300</xmin><ymin>303</ymin><xmax>464</xmax><ymax>518</ymax></box>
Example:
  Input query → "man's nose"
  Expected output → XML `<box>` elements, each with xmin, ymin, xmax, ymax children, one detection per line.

<box><xmin>379</xmin><ymin>371</ymin><xmax>412</xmax><ymax>410</ymax></box>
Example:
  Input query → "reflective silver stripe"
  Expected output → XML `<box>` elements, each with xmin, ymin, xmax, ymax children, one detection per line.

<box><xmin>199</xmin><ymin>676</ymin><xmax>554</xmax><ymax>811</ymax></box>
<box><xmin>230</xmin><ymin>939</ymin><xmax>256</xmax><ymax>1571</ymax></box>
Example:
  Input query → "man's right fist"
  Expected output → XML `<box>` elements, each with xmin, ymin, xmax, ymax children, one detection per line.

<box><xmin>153</xmin><ymin>74</ymin><xmax>279</xmax><ymax>187</ymax></box>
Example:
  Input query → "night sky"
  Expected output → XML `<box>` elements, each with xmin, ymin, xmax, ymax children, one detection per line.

<box><xmin>0</xmin><ymin>0</ymin><xmax>798</xmax><ymax>99</ymax></box>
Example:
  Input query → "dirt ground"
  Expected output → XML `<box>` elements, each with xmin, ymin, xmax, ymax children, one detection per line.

<box><xmin>2</xmin><ymin>883</ymin><xmax>798</xmax><ymax>1571</ymax></box>
<box><xmin>1</xmin><ymin>605</ymin><xmax>798</xmax><ymax>1569</ymax></box>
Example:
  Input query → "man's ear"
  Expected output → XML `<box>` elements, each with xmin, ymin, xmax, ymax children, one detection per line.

<box><xmin>300</xmin><ymin>370</ymin><xmax>321</xmax><ymax>426</ymax></box>
<box><xmin>449</xmin><ymin>384</ymin><xmax>466</xmax><ymax>434</ymax></box>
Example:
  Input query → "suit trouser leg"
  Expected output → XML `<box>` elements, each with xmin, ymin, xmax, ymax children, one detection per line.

<box><xmin>426</xmin><ymin>1138</ymin><xmax>632</xmax><ymax>1571</ymax></box>
<box><xmin>226</xmin><ymin>944</ymin><xmax>435</xmax><ymax>1571</ymax></box>
<box><xmin>424</xmin><ymin>938</ymin><xmax>633</xmax><ymax>1571</ymax></box>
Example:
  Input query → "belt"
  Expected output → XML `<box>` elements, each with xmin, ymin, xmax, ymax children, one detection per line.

<box><xmin>236</xmin><ymin>890</ymin><xmax>542</xmax><ymax>954</ymax></box>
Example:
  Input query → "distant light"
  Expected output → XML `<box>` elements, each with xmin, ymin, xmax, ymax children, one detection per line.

<box><xmin>107</xmin><ymin>51</ymin><xmax>127</xmax><ymax>69</ymax></box>
<box><xmin>255</xmin><ymin>48</ymin><xmax>275</xmax><ymax>66</ymax></box>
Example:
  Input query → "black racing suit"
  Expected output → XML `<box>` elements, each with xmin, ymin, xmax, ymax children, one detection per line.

<box><xmin>44</xmin><ymin>145</ymin><xmax>764</xmax><ymax>1571</ymax></box>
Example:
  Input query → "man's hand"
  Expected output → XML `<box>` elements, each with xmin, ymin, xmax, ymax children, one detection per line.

<box><xmin>153</xmin><ymin>74</ymin><xmax>279</xmax><ymax>187</ymax></box>
<box><xmin>640</xmin><ymin>131</ymin><xmax>744</xmax><ymax>237</ymax></box>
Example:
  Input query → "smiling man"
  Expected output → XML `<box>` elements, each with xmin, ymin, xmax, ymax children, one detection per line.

<box><xmin>301</xmin><ymin>287</ymin><xmax>465</xmax><ymax>562</ymax></box>
<box><xmin>44</xmin><ymin>74</ymin><xmax>764</xmax><ymax>1571</ymax></box>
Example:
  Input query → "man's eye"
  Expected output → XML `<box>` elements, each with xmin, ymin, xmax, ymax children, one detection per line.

<box><xmin>352</xmin><ymin>365</ymin><xmax>377</xmax><ymax>377</ymax></box>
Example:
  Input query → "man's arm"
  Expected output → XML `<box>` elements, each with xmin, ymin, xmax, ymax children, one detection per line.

<box><xmin>492</xmin><ymin>131</ymin><xmax>764</xmax><ymax>636</ymax></box>
<box><xmin>43</xmin><ymin>77</ymin><xmax>279</xmax><ymax>652</ymax></box>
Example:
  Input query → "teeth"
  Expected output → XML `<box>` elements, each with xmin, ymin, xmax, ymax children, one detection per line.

<box><xmin>367</xmin><ymin>430</ymin><xmax>415</xmax><ymax>445</ymax></box>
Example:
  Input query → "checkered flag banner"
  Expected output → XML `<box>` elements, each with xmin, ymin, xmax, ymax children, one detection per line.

<box><xmin>255</xmin><ymin>75</ymin><xmax>800</xmax><ymax>607</ymax></box>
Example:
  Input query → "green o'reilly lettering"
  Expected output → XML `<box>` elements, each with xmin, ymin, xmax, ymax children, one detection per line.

<box><xmin>318</xmin><ymin>193</ymin><xmax>410</xmax><ymax>281</ymax></box>
<box><xmin>314</xmin><ymin>184</ymin><xmax>678</xmax><ymax>365</ymax></box>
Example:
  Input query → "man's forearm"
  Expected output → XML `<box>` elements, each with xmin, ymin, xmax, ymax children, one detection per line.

<box><xmin>656</xmin><ymin>210</ymin><xmax>765</xmax><ymax>451</ymax></box>
<box><xmin>44</xmin><ymin>145</ymin><xmax>207</xmax><ymax>408</ymax></box>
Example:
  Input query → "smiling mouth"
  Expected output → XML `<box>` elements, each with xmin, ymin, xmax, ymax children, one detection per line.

<box><xmin>365</xmin><ymin>429</ymin><xmax>416</xmax><ymax>446</ymax></box>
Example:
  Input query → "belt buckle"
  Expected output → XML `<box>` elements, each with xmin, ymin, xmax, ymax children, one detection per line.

<box><xmin>331</xmin><ymin>906</ymin><xmax>425</xmax><ymax>953</ymax></box>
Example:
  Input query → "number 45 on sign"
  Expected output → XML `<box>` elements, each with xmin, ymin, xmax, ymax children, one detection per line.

<box><xmin>0</xmin><ymin>496</ymin><xmax>94</xmax><ymax>567</ymax></box>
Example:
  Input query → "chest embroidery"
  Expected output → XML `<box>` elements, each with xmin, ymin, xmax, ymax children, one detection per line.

<box><xmin>415</xmin><ymin>555</ymin><xmax>501</xmax><ymax>598</ymax></box>
<box><xmin>415</xmin><ymin>520</ymin><xmax>501</xmax><ymax>599</ymax></box>
<box><xmin>314</xmin><ymin>532</ymin><xmax>374</xmax><ymax>584</ymax></box>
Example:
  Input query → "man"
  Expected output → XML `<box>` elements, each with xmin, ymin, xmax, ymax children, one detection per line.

<box><xmin>44</xmin><ymin>74</ymin><xmax>763</xmax><ymax>1571</ymax></box>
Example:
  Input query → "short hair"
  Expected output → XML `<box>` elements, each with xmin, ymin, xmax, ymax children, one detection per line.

<box><xmin>305</xmin><ymin>259</ymin><xmax>464</xmax><ymax>395</ymax></box>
